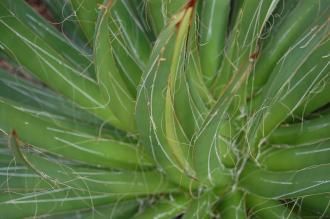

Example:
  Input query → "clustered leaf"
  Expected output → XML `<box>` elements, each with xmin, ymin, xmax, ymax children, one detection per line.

<box><xmin>0</xmin><ymin>0</ymin><xmax>329</xmax><ymax>218</ymax></box>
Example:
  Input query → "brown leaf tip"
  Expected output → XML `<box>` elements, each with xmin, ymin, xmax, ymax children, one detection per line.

<box><xmin>176</xmin><ymin>0</ymin><xmax>197</xmax><ymax>29</ymax></box>
<box><xmin>175</xmin><ymin>20</ymin><xmax>182</xmax><ymax>29</ymax></box>
<box><xmin>185</xmin><ymin>0</ymin><xmax>197</xmax><ymax>9</ymax></box>
<box><xmin>11</xmin><ymin>129</ymin><xmax>18</xmax><ymax>138</ymax></box>
<box><xmin>249</xmin><ymin>50</ymin><xmax>259</xmax><ymax>61</ymax></box>
<box><xmin>98</xmin><ymin>0</ymin><xmax>113</xmax><ymax>10</ymax></box>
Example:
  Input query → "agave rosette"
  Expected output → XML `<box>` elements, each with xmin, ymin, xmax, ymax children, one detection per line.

<box><xmin>0</xmin><ymin>0</ymin><xmax>329</xmax><ymax>218</ymax></box>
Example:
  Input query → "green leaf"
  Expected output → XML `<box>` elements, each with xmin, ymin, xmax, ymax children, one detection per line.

<box><xmin>192</xmin><ymin>84</ymin><xmax>237</xmax><ymax>186</ymax></box>
<box><xmin>106</xmin><ymin>0</ymin><xmax>152</xmax><ymax>96</ymax></box>
<box><xmin>136</xmin><ymin>5</ymin><xmax>198</xmax><ymax>189</ymax></box>
<box><xmin>0</xmin><ymin>68</ymin><xmax>103</xmax><ymax>128</ymax></box>
<box><xmin>132</xmin><ymin>194</ymin><xmax>190</xmax><ymax>219</ymax></box>
<box><xmin>44</xmin><ymin>0</ymin><xmax>88</xmax><ymax>46</ymax></box>
<box><xmin>0</xmin><ymin>101</ymin><xmax>152</xmax><ymax>169</ymax></box>
<box><xmin>294</xmin><ymin>75</ymin><xmax>330</xmax><ymax>117</ymax></box>
<box><xmin>0</xmin><ymin>4</ymin><xmax>120</xmax><ymax>128</ymax></box>
<box><xmin>146</xmin><ymin>0</ymin><xmax>187</xmax><ymax>35</ymax></box>
<box><xmin>182</xmin><ymin>192</ymin><xmax>216</xmax><ymax>219</ymax></box>
<box><xmin>247</xmin><ymin>25</ymin><xmax>330</xmax><ymax>154</ymax></box>
<box><xmin>246</xmin><ymin>194</ymin><xmax>300</xmax><ymax>219</ymax></box>
<box><xmin>300</xmin><ymin>194</ymin><xmax>330</xmax><ymax>217</ymax></box>
<box><xmin>211</xmin><ymin>0</ymin><xmax>280</xmax><ymax>96</ymax></box>
<box><xmin>42</xmin><ymin>200</ymin><xmax>139</xmax><ymax>219</ymax></box>
<box><xmin>7</xmin><ymin>137</ymin><xmax>175</xmax><ymax>196</ymax></box>
<box><xmin>259</xmin><ymin>140</ymin><xmax>330</xmax><ymax>171</ymax></box>
<box><xmin>0</xmin><ymin>165</ymin><xmax>51</xmax><ymax>192</ymax></box>
<box><xmin>94</xmin><ymin>2</ymin><xmax>136</xmax><ymax>133</ymax></box>
<box><xmin>0</xmin><ymin>189</ymin><xmax>120</xmax><ymax>219</ymax></box>
<box><xmin>250</xmin><ymin>0</ymin><xmax>330</xmax><ymax>92</ymax></box>
<box><xmin>2</xmin><ymin>0</ymin><xmax>95</xmax><ymax>78</ymax></box>
<box><xmin>240</xmin><ymin>163</ymin><xmax>330</xmax><ymax>199</ymax></box>
<box><xmin>70</xmin><ymin>0</ymin><xmax>102</xmax><ymax>43</ymax></box>
<box><xmin>199</xmin><ymin>0</ymin><xmax>230</xmax><ymax>85</ymax></box>
<box><xmin>219</xmin><ymin>191</ymin><xmax>247</xmax><ymax>219</ymax></box>
<box><xmin>269</xmin><ymin>114</ymin><xmax>330</xmax><ymax>145</ymax></box>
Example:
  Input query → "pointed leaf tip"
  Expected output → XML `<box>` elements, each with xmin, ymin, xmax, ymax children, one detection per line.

<box><xmin>185</xmin><ymin>0</ymin><xmax>197</xmax><ymax>9</ymax></box>
<box><xmin>11</xmin><ymin>129</ymin><xmax>17</xmax><ymax>138</ymax></box>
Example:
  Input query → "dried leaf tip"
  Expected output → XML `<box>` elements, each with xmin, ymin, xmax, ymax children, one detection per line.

<box><xmin>11</xmin><ymin>129</ymin><xmax>18</xmax><ymax>138</ymax></box>
<box><xmin>98</xmin><ymin>0</ymin><xmax>113</xmax><ymax>10</ymax></box>
<box><xmin>176</xmin><ymin>0</ymin><xmax>197</xmax><ymax>29</ymax></box>
<box><xmin>185</xmin><ymin>0</ymin><xmax>197</xmax><ymax>9</ymax></box>
<box><xmin>249</xmin><ymin>51</ymin><xmax>259</xmax><ymax>61</ymax></box>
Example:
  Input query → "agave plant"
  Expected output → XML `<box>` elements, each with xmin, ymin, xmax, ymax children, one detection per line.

<box><xmin>0</xmin><ymin>0</ymin><xmax>329</xmax><ymax>218</ymax></box>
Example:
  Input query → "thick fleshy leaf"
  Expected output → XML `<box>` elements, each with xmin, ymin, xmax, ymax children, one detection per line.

<box><xmin>259</xmin><ymin>140</ymin><xmax>330</xmax><ymax>171</ymax></box>
<box><xmin>42</xmin><ymin>200</ymin><xmax>139</xmax><ymax>219</ymax></box>
<box><xmin>246</xmin><ymin>194</ymin><xmax>300</xmax><ymax>219</ymax></box>
<box><xmin>44</xmin><ymin>0</ymin><xmax>88</xmax><ymax>47</ymax></box>
<box><xmin>293</xmin><ymin>76</ymin><xmax>330</xmax><ymax>117</ymax></box>
<box><xmin>248</xmin><ymin>24</ymin><xmax>330</xmax><ymax>154</ymax></box>
<box><xmin>70</xmin><ymin>0</ymin><xmax>102</xmax><ymax>43</ymax></box>
<box><xmin>132</xmin><ymin>194</ymin><xmax>190</xmax><ymax>219</ymax></box>
<box><xmin>219</xmin><ymin>191</ymin><xmax>247</xmax><ymax>219</ymax></box>
<box><xmin>94</xmin><ymin>2</ymin><xmax>136</xmax><ymax>132</ymax></box>
<box><xmin>211</xmin><ymin>0</ymin><xmax>280</xmax><ymax>96</ymax></box>
<box><xmin>1</xmin><ymin>165</ymin><xmax>51</xmax><ymax>192</ymax></box>
<box><xmin>0</xmin><ymin>101</ymin><xmax>152</xmax><ymax>169</ymax></box>
<box><xmin>3</xmin><ymin>0</ymin><xmax>95</xmax><ymax>78</ymax></box>
<box><xmin>0</xmin><ymin>69</ymin><xmax>106</xmax><ymax>130</ymax></box>
<box><xmin>269</xmin><ymin>113</ymin><xmax>330</xmax><ymax>145</ymax></box>
<box><xmin>107</xmin><ymin>0</ymin><xmax>152</xmax><ymax>96</ymax></box>
<box><xmin>249</xmin><ymin>0</ymin><xmax>330</xmax><ymax>92</ymax></box>
<box><xmin>136</xmin><ymin>4</ymin><xmax>198</xmax><ymax>188</ymax></box>
<box><xmin>299</xmin><ymin>194</ymin><xmax>330</xmax><ymax>217</ymax></box>
<box><xmin>0</xmin><ymin>188</ymin><xmax>121</xmax><ymax>219</ymax></box>
<box><xmin>7</xmin><ymin>135</ymin><xmax>174</xmax><ymax>196</ymax></box>
<box><xmin>0</xmin><ymin>4</ymin><xmax>120</xmax><ymax>128</ymax></box>
<box><xmin>199</xmin><ymin>0</ymin><xmax>230</xmax><ymax>85</ymax></box>
<box><xmin>240</xmin><ymin>163</ymin><xmax>330</xmax><ymax>199</ymax></box>
<box><xmin>146</xmin><ymin>0</ymin><xmax>187</xmax><ymax>35</ymax></box>
<box><xmin>182</xmin><ymin>192</ymin><xmax>216</xmax><ymax>219</ymax></box>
